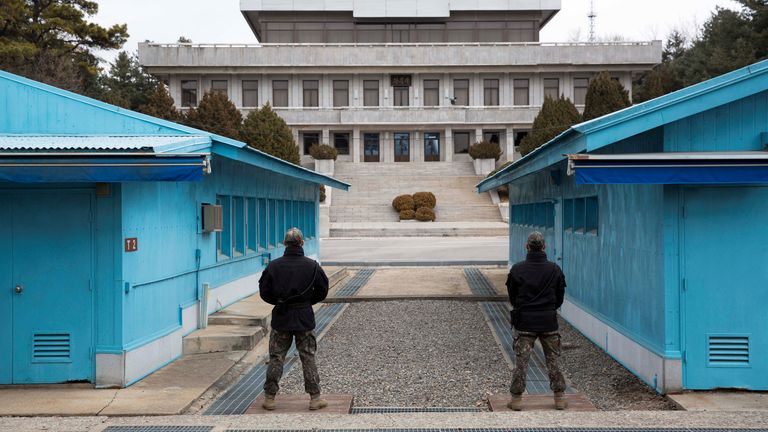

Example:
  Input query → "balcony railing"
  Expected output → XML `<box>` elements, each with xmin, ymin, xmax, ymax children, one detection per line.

<box><xmin>146</xmin><ymin>41</ymin><xmax>660</xmax><ymax>49</ymax></box>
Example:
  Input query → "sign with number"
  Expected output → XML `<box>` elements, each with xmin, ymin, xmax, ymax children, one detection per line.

<box><xmin>124</xmin><ymin>238</ymin><xmax>138</xmax><ymax>252</ymax></box>
<box><xmin>391</xmin><ymin>75</ymin><xmax>412</xmax><ymax>87</ymax></box>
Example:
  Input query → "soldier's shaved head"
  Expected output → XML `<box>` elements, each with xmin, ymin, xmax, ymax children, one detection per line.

<box><xmin>284</xmin><ymin>228</ymin><xmax>304</xmax><ymax>247</ymax></box>
<box><xmin>526</xmin><ymin>231</ymin><xmax>545</xmax><ymax>252</ymax></box>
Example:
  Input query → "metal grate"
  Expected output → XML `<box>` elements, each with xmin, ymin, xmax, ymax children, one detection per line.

<box><xmin>708</xmin><ymin>335</ymin><xmax>750</xmax><ymax>366</ymax></box>
<box><xmin>104</xmin><ymin>427</ymin><xmax>214</xmax><ymax>432</ymax></box>
<box><xmin>464</xmin><ymin>268</ymin><xmax>499</xmax><ymax>296</ymax></box>
<box><xmin>32</xmin><ymin>333</ymin><xmax>70</xmax><ymax>363</ymax></box>
<box><xmin>225</xmin><ymin>429</ymin><xmax>766</xmax><ymax>432</ymax></box>
<box><xmin>351</xmin><ymin>407</ymin><xmax>482</xmax><ymax>414</ymax></box>
<box><xmin>335</xmin><ymin>268</ymin><xmax>376</xmax><ymax>297</ymax></box>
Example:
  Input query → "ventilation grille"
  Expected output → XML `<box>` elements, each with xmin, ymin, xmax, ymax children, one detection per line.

<box><xmin>33</xmin><ymin>333</ymin><xmax>71</xmax><ymax>363</ymax></box>
<box><xmin>708</xmin><ymin>335</ymin><xmax>749</xmax><ymax>366</ymax></box>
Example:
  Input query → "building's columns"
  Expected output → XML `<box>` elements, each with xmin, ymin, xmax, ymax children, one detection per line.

<box><xmin>475</xmin><ymin>128</ymin><xmax>484</xmax><ymax>144</ymax></box>
<box><xmin>505</xmin><ymin>126</ymin><xmax>516</xmax><ymax>162</ymax></box>
<box><xmin>444</xmin><ymin>128</ymin><xmax>453</xmax><ymax>162</ymax></box>
<box><xmin>473</xmin><ymin>73</ymin><xmax>482</xmax><ymax>106</ymax></box>
<box><xmin>413</xmin><ymin>131</ymin><xmax>422</xmax><ymax>162</ymax></box>
<box><xmin>502</xmin><ymin>72</ymin><xmax>511</xmax><ymax>106</ymax></box>
<box><xmin>352</xmin><ymin>128</ymin><xmax>361</xmax><ymax>163</ymax></box>
<box><xmin>322</xmin><ymin>129</ymin><xmax>330</xmax><ymax>147</ymax></box>
<box><xmin>412</xmin><ymin>73</ymin><xmax>420</xmax><ymax>107</ymax></box>
<box><xmin>352</xmin><ymin>74</ymin><xmax>360</xmax><ymax>107</ymax></box>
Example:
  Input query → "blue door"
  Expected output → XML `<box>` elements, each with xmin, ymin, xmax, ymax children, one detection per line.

<box><xmin>0</xmin><ymin>194</ymin><xmax>12</xmax><ymax>384</ymax></box>
<box><xmin>682</xmin><ymin>187</ymin><xmax>768</xmax><ymax>390</ymax></box>
<box><xmin>7</xmin><ymin>191</ymin><xmax>94</xmax><ymax>384</ymax></box>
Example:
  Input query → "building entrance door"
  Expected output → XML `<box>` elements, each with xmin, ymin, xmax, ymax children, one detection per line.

<box><xmin>0</xmin><ymin>193</ymin><xmax>12</xmax><ymax>384</ymax></box>
<box><xmin>2</xmin><ymin>191</ymin><xmax>94</xmax><ymax>384</ymax></box>
<box><xmin>424</xmin><ymin>132</ymin><xmax>440</xmax><ymax>162</ymax></box>
<box><xmin>363</xmin><ymin>133</ymin><xmax>380</xmax><ymax>162</ymax></box>
<box><xmin>394</xmin><ymin>133</ymin><xmax>410</xmax><ymax>162</ymax></box>
<box><xmin>681</xmin><ymin>186</ymin><xmax>768</xmax><ymax>390</ymax></box>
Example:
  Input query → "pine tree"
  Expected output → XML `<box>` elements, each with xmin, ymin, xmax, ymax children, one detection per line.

<box><xmin>184</xmin><ymin>91</ymin><xmax>243</xmax><ymax>140</ymax></box>
<box><xmin>582</xmin><ymin>72</ymin><xmax>631</xmax><ymax>121</ymax></box>
<box><xmin>98</xmin><ymin>51</ymin><xmax>158</xmax><ymax>110</ymax></box>
<box><xmin>138</xmin><ymin>84</ymin><xmax>182</xmax><ymax>122</ymax></box>
<box><xmin>518</xmin><ymin>96</ymin><xmax>582</xmax><ymax>156</ymax></box>
<box><xmin>241</xmin><ymin>103</ymin><xmax>301</xmax><ymax>165</ymax></box>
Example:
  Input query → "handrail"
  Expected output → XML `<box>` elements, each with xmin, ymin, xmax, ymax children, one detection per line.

<box><xmin>144</xmin><ymin>41</ymin><xmax>660</xmax><ymax>49</ymax></box>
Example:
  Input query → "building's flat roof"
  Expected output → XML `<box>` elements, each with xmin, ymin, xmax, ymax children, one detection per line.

<box><xmin>240</xmin><ymin>0</ymin><xmax>561</xmax><ymax>16</ymax></box>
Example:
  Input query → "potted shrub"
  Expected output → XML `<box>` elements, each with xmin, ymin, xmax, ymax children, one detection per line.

<box><xmin>310</xmin><ymin>144</ymin><xmax>338</xmax><ymax>175</ymax></box>
<box><xmin>413</xmin><ymin>191</ymin><xmax>436</xmax><ymax>210</ymax></box>
<box><xmin>415</xmin><ymin>207</ymin><xmax>436</xmax><ymax>222</ymax></box>
<box><xmin>392</xmin><ymin>195</ymin><xmax>416</xmax><ymax>222</ymax></box>
<box><xmin>469</xmin><ymin>140</ymin><xmax>502</xmax><ymax>176</ymax></box>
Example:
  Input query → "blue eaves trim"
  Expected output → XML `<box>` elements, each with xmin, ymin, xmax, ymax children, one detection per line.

<box><xmin>477</xmin><ymin>59</ymin><xmax>768</xmax><ymax>193</ymax></box>
<box><xmin>0</xmin><ymin>70</ymin><xmax>350</xmax><ymax>190</ymax></box>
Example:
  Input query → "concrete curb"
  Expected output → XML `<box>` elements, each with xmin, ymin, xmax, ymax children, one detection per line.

<box><xmin>323</xmin><ymin>295</ymin><xmax>508</xmax><ymax>303</ymax></box>
<box><xmin>322</xmin><ymin>260</ymin><xmax>508</xmax><ymax>267</ymax></box>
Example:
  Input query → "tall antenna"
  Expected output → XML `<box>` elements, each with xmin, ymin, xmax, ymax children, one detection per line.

<box><xmin>588</xmin><ymin>0</ymin><xmax>597</xmax><ymax>42</ymax></box>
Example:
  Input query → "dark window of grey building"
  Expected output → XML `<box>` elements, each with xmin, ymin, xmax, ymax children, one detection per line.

<box><xmin>357</xmin><ymin>24</ymin><xmax>386</xmax><ymax>43</ymax></box>
<box><xmin>363</xmin><ymin>80</ymin><xmax>379</xmax><ymax>106</ymax></box>
<box><xmin>454</xmin><ymin>131</ymin><xmax>471</xmax><ymax>154</ymax></box>
<box><xmin>484</xmin><ymin>131</ymin><xmax>501</xmax><ymax>144</ymax></box>
<box><xmin>303</xmin><ymin>80</ymin><xmax>319</xmax><ymax>107</ymax></box>
<box><xmin>272</xmin><ymin>80</ymin><xmax>289</xmax><ymax>107</ymax></box>
<box><xmin>333</xmin><ymin>132</ymin><xmax>350</xmax><ymax>155</ymax></box>
<box><xmin>302</xmin><ymin>132</ymin><xmax>320</xmax><ymax>154</ymax></box>
<box><xmin>543</xmin><ymin>78</ymin><xmax>560</xmax><ymax>100</ymax></box>
<box><xmin>453</xmin><ymin>79</ymin><xmax>469</xmax><ymax>106</ymax></box>
<box><xmin>509</xmin><ymin>21</ymin><xmax>536</xmax><ymax>42</ymax></box>
<box><xmin>446</xmin><ymin>21</ymin><xmax>475</xmax><ymax>42</ymax></box>
<box><xmin>333</xmin><ymin>80</ymin><xmax>349</xmax><ymax>107</ymax></box>
<box><xmin>296</xmin><ymin>22</ymin><xmax>323</xmax><ymax>43</ymax></box>
<box><xmin>423</xmin><ymin>79</ymin><xmax>439</xmax><ymax>106</ymax></box>
<box><xmin>211</xmin><ymin>80</ymin><xmax>228</xmax><ymax>97</ymax></box>
<box><xmin>392</xmin><ymin>24</ymin><xmax>411</xmax><ymax>42</ymax></box>
<box><xmin>514</xmin><ymin>79</ymin><xmax>530</xmax><ymax>106</ymax></box>
<box><xmin>478</xmin><ymin>22</ymin><xmax>506</xmax><ymax>42</ymax></box>
<box><xmin>242</xmin><ymin>80</ymin><xmax>258</xmax><ymax>107</ymax></box>
<box><xmin>484</xmin><ymin>79</ymin><xmax>499</xmax><ymax>106</ymax></box>
<box><xmin>327</xmin><ymin>22</ymin><xmax>354</xmax><ymax>43</ymax></box>
<box><xmin>574</xmin><ymin>77</ymin><xmax>590</xmax><ymax>105</ymax></box>
<box><xmin>417</xmin><ymin>24</ymin><xmax>445</xmax><ymax>42</ymax></box>
<box><xmin>267</xmin><ymin>22</ymin><xmax>294</xmax><ymax>43</ymax></box>
<box><xmin>393</xmin><ymin>86</ymin><xmax>409</xmax><ymax>106</ymax></box>
<box><xmin>514</xmin><ymin>130</ymin><xmax>531</xmax><ymax>147</ymax></box>
<box><xmin>181</xmin><ymin>80</ymin><xmax>197</xmax><ymax>107</ymax></box>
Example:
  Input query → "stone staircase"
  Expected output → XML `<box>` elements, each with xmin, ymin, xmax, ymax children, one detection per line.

<box><xmin>329</xmin><ymin>162</ymin><xmax>508</xmax><ymax>237</ymax></box>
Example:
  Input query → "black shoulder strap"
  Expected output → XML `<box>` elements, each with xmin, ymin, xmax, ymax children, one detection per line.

<box><xmin>276</xmin><ymin>261</ymin><xmax>319</xmax><ymax>305</ymax></box>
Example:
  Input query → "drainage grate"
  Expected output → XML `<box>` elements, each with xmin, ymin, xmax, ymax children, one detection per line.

<box><xmin>464</xmin><ymin>268</ymin><xmax>499</xmax><ymax>296</ymax></box>
<box><xmin>351</xmin><ymin>407</ymin><xmax>482</xmax><ymax>414</ymax></box>
<box><xmin>335</xmin><ymin>268</ymin><xmax>376</xmax><ymax>297</ymax></box>
<box><xmin>224</xmin><ymin>429</ymin><xmax>768</xmax><ymax>432</ymax></box>
<box><xmin>104</xmin><ymin>427</ymin><xmax>213</xmax><ymax>432</ymax></box>
<box><xmin>205</xmin><ymin>273</ymin><xmax>372</xmax><ymax>415</ymax></box>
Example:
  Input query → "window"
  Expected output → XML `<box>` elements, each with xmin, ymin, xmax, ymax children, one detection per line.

<box><xmin>453</xmin><ymin>79</ymin><xmax>469</xmax><ymax>106</ymax></box>
<box><xmin>258</xmin><ymin>198</ymin><xmax>269</xmax><ymax>249</ymax></box>
<box><xmin>478</xmin><ymin>21</ymin><xmax>506</xmax><ymax>42</ymax></box>
<box><xmin>217</xmin><ymin>196</ymin><xmax>231</xmax><ymax>258</ymax></box>
<box><xmin>333</xmin><ymin>80</ymin><xmax>349</xmax><ymax>107</ymax></box>
<box><xmin>211</xmin><ymin>80</ymin><xmax>228</xmax><ymax>97</ymax></box>
<box><xmin>543</xmin><ymin>78</ymin><xmax>559</xmax><ymax>100</ymax></box>
<box><xmin>246</xmin><ymin>198</ymin><xmax>257</xmax><ymax>253</ymax></box>
<box><xmin>586</xmin><ymin>196</ymin><xmax>599</xmax><ymax>234</ymax></box>
<box><xmin>306</xmin><ymin>201</ymin><xmax>315</xmax><ymax>238</ymax></box>
<box><xmin>266</xmin><ymin>22</ymin><xmax>294</xmax><ymax>43</ymax></box>
<box><xmin>484</xmin><ymin>79</ymin><xmax>499</xmax><ymax>106</ymax></box>
<box><xmin>423</xmin><ymin>79</ymin><xmax>439</xmax><ymax>107</ymax></box>
<box><xmin>417</xmin><ymin>23</ymin><xmax>445</xmax><ymax>42</ymax></box>
<box><xmin>181</xmin><ymin>80</ymin><xmax>197</xmax><ymax>107</ymax></box>
<box><xmin>393</xmin><ymin>86</ymin><xmax>409</xmax><ymax>107</ymax></box>
<box><xmin>272</xmin><ymin>80</ymin><xmax>289</xmax><ymax>107</ymax></box>
<box><xmin>574</xmin><ymin>77</ymin><xmax>590</xmax><ymax>105</ymax></box>
<box><xmin>273</xmin><ymin>200</ymin><xmax>283</xmax><ymax>246</ymax></box>
<box><xmin>511</xmin><ymin>201</ymin><xmax>555</xmax><ymax>229</ymax></box>
<box><xmin>424</xmin><ymin>132</ymin><xmax>440</xmax><ymax>161</ymax></box>
<box><xmin>333</xmin><ymin>132</ymin><xmax>350</xmax><ymax>155</ymax></box>
<box><xmin>357</xmin><ymin>24</ymin><xmax>386</xmax><ymax>43</ymax></box>
<box><xmin>574</xmin><ymin>198</ymin><xmax>586</xmax><ymax>233</ymax></box>
<box><xmin>242</xmin><ymin>80</ymin><xmax>259</xmax><ymax>107</ymax></box>
<box><xmin>483</xmin><ymin>131</ymin><xmax>501</xmax><ymax>145</ymax></box>
<box><xmin>363</xmin><ymin>80</ymin><xmax>379</xmax><ymax>106</ymax></box>
<box><xmin>302</xmin><ymin>132</ymin><xmax>320</xmax><ymax>155</ymax></box>
<box><xmin>563</xmin><ymin>199</ymin><xmax>574</xmax><ymax>232</ymax></box>
<box><xmin>514</xmin><ymin>130</ymin><xmax>530</xmax><ymax>147</ymax></box>
<box><xmin>394</xmin><ymin>132</ymin><xmax>410</xmax><ymax>162</ymax></box>
<box><xmin>454</xmin><ymin>131</ymin><xmax>470</xmax><ymax>154</ymax></box>
<box><xmin>296</xmin><ymin>22</ymin><xmax>323</xmax><ymax>43</ymax></box>
<box><xmin>446</xmin><ymin>21</ymin><xmax>475</xmax><ymax>42</ymax></box>
<box><xmin>327</xmin><ymin>22</ymin><xmax>354</xmax><ymax>43</ymax></box>
<box><xmin>392</xmin><ymin>24</ymin><xmax>410</xmax><ymax>42</ymax></box>
<box><xmin>303</xmin><ymin>80</ymin><xmax>319</xmax><ymax>107</ymax></box>
<box><xmin>233</xmin><ymin>197</ymin><xmax>245</xmax><ymax>256</ymax></box>
<box><xmin>508</xmin><ymin>21</ymin><xmax>536</xmax><ymax>42</ymax></box>
<box><xmin>513</xmin><ymin>79</ymin><xmax>530</xmax><ymax>106</ymax></box>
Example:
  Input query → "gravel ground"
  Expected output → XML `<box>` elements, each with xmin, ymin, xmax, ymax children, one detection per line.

<box><xmin>558</xmin><ymin>318</ymin><xmax>679</xmax><ymax>411</ymax></box>
<box><xmin>279</xmin><ymin>301</ymin><xmax>511</xmax><ymax>407</ymax></box>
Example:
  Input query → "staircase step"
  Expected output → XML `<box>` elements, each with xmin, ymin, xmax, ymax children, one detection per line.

<box><xmin>182</xmin><ymin>325</ymin><xmax>265</xmax><ymax>355</ymax></box>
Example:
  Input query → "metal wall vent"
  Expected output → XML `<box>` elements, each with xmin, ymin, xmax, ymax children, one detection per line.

<box><xmin>708</xmin><ymin>335</ymin><xmax>749</xmax><ymax>366</ymax></box>
<box><xmin>33</xmin><ymin>333</ymin><xmax>71</xmax><ymax>363</ymax></box>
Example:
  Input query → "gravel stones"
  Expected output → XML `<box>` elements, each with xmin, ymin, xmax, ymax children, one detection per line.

<box><xmin>279</xmin><ymin>301</ymin><xmax>511</xmax><ymax>407</ymax></box>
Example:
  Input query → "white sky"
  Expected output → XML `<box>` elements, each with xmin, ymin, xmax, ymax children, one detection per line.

<box><xmin>93</xmin><ymin>0</ymin><xmax>740</xmax><ymax>65</ymax></box>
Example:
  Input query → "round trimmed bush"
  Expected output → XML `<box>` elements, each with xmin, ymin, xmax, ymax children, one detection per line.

<box><xmin>399</xmin><ymin>209</ymin><xmax>416</xmax><ymax>220</ymax></box>
<box><xmin>415</xmin><ymin>207</ymin><xmax>436</xmax><ymax>222</ymax></box>
<box><xmin>309</xmin><ymin>144</ymin><xmax>338</xmax><ymax>160</ymax></box>
<box><xmin>413</xmin><ymin>192</ymin><xmax>436</xmax><ymax>209</ymax></box>
<box><xmin>319</xmin><ymin>184</ymin><xmax>326</xmax><ymax>203</ymax></box>
<box><xmin>392</xmin><ymin>194</ymin><xmax>415</xmax><ymax>211</ymax></box>
<box><xmin>469</xmin><ymin>140</ymin><xmax>502</xmax><ymax>161</ymax></box>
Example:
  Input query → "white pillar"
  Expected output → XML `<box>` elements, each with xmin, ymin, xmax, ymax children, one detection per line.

<box><xmin>352</xmin><ymin>128</ymin><xmax>361</xmax><ymax>163</ymax></box>
<box><xmin>444</xmin><ymin>128</ymin><xmax>453</xmax><ymax>162</ymax></box>
<box><xmin>322</xmin><ymin>129</ymin><xmax>330</xmax><ymax>147</ymax></box>
<box><xmin>506</xmin><ymin>126</ymin><xmax>516</xmax><ymax>162</ymax></box>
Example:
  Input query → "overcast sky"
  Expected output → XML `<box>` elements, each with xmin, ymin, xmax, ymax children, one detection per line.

<box><xmin>93</xmin><ymin>0</ymin><xmax>740</xmax><ymax>65</ymax></box>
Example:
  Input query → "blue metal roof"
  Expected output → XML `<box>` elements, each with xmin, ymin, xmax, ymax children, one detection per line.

<box><xmin>478</xmin><ymin>59</ymin><xmax>768</xmax><ymax>192</ymax></box>
<box><xmin>0</xmin><ymin>135</ymin><xmax>211</xmax><ymax>153</ymax></box>
<box><xmin>0</xmin><ymin>70</ymin><xmax>349</xmax><ymax>190</ymax></box>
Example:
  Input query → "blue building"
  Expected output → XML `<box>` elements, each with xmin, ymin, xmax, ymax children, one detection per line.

<box><xmin>0</xmin><ymin>71</ymin><xmax>348</xmax><ymax>387</ymax></box>
<box><xmin>479</xmin><ymin>60</ymin><xmax>768</xmax><ymax>392</ymax></box>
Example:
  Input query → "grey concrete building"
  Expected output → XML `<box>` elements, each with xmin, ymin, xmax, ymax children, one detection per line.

<box><xmin>138</xmin><ymin>0</ymin><xmax>661</xmax><ymax>167</ymax></box>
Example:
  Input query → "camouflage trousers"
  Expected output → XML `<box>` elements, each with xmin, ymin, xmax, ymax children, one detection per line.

<box><xmin>510</xmin><ymin>330</ymin><xmax>566</xmax><ymax>395</ymax></box>
<box><xmin>264</xmin><ymin>329</ymin><xmax>321</xmax><ymax>396</ymax></box>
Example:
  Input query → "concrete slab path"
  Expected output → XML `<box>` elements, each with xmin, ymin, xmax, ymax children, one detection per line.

<box><xmin>356</xmin><ymin>267</ymin><xmax>473</xmax><ymax>297</ymax></box>
<box><xmin>668</xmin><ymin>391</ymin><xmax>768</xmax><ymax>411</ymax></box>
<box><xmin>321</xmin><ymin>237</ymin><xmax>508</xmax><ymax>265</ymax></box>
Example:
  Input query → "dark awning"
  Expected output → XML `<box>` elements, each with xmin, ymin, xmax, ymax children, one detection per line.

<box><xmin>567</xmin><ymin>152</ymin><xmax>768</xmax><ymax>185</ymax></box>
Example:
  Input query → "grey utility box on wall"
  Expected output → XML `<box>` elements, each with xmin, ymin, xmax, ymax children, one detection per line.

<box><xmin>201</xmin><ymin>204</ymin><xmax>223</xmax><ymax>233</ymax></box>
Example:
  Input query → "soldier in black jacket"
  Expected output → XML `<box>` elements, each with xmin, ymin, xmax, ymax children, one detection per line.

<box><xmin>259</xmin><ymin>228</ymin><xmax>330</xmax><ymax>411</ymax></box>
<box><xmin>505</xmin><ymin>231</ymin><xmax>568</xmax><ymax>411</ymax></box>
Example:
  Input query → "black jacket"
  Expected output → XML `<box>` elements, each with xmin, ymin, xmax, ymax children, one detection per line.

<box><xmin>259</xmin><ymin>246</ymin><xmax>329</xmax><ymax>332</ymax></box>
<box><xmin>506</xmin><ymin>251</ymin><xmax>566</xmax><ymax>333</ymax></box>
